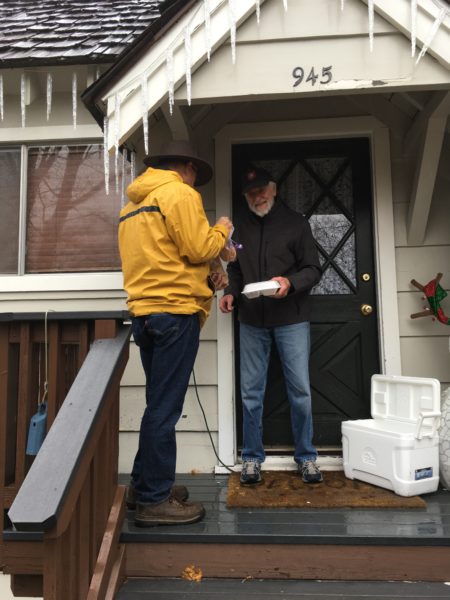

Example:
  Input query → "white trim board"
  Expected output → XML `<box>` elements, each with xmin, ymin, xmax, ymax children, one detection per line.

<box><xmin>214</xmin><ymin>116</ymin><xmax>402</xmax><ymax>470</ymax></box>
<box><xmin>361</xmin><ymin>0</ymin><xmax>450</xmax><ymax>70</ymax></box>
<box><xmin>0</xmin><ymin>272</ymin><xmax>124</xmax><ymax>292</ymax></box>
<box><xmin>215</xmin><ymin>455</ymin><xmax>344</xmax><ymax>475</ymax></box>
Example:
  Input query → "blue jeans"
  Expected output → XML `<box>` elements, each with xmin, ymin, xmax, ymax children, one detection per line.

<box><xmin>130</xmin><ymin>313</ymin><xmax>200</xmax><ymax>504</ymax></box>
<box><xmin>240</xmin><ymin>321</ymin><xmax>317</xmax><ymax>465</ymax></box>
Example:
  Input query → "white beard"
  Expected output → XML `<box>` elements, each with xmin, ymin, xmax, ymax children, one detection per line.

<box><xmin>247</xmin><ymin>197</ymin><xmax>274</xmax><ymax>217</ymax></box>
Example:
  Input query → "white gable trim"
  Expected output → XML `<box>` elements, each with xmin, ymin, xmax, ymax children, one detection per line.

<box><xmin>363</xmin><ymin>0</ymin><xmax>450</xmax><ymax>69</ymax></box>
<box><xmin>103</xmin><ymin>0</ymin><xmax>449</xmax><ymax>152</ymax></box>
<box><xmin>104</xmin><ymin>0</ymin><xmax>266</xmax><ymax>151</ymax></box>
<box><xmin>214</xmin><ymin>117</ymin><xmax>401</xmax><ymax>470</ymax></box>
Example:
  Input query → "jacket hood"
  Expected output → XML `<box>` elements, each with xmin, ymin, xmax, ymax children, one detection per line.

<box><xmin>126</xmin><ymin>167</ymin><xmax>182</xmax><ymax>205</ymax></box>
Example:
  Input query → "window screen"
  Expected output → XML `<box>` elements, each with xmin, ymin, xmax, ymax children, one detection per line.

<box><xmin>0</xmin><ymin>148</ymin><xmax>21</xmax><ymax>274</ymax></box>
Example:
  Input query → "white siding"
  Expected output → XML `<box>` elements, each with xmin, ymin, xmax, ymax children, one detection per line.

<box><xmin>393</xmin><ymin>137</ymin><xmax>450</xmax><ymax>387</ymax></box>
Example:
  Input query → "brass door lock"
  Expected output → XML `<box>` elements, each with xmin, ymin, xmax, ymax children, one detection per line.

<box><xmin>360</xmin><ymin>303</ymin><xmax>373</xmax><ymax>316</ymax></box>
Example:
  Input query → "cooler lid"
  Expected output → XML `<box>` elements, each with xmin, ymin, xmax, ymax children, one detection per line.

<box><xmin>371</xmin><ymin>374</ymin><xmax>440</xmax><ymax>423</ymax></box>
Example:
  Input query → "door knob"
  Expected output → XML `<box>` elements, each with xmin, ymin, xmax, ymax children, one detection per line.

<box><xmin>360</xmin><ymin>303</ymin><xmax>373</xmax><ymax>316</ymax></box>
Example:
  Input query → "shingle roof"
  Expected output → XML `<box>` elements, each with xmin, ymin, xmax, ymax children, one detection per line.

<box><xmin>0</xmin><ymin>0</ymin><xmax>171</xmax><ymax>66</ymax></box>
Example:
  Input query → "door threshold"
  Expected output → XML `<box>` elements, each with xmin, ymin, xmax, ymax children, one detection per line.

<box><xmin>215</xmin><ymin>454</ymin><xmax>343</xmax><ymax>474</ymax></box>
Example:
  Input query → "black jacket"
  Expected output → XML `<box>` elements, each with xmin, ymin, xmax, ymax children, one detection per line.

<box><xmin>225</xmin><ymin>199</ymin><xmax>321</xmax><ymax>328</ymax></box>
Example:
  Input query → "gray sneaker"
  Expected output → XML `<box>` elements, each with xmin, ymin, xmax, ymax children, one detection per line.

<box><xmin>300</xmin><ymin>460</ymin><xmax>323</xmax><ymax>484</ymax></box>
<box><xmin>135</xmin><ymin>495</ymin><xmax>205</xmax><ymax>527</ymax></box>
<box><xmin>240</xmin><ymin>460</ymin><xmax>262</xmax><ymax>485</ymax></box>
<box><xmin>126</xmin><ymin>482</ymin><xmax>189</xmax><ymax>510</ymax></box>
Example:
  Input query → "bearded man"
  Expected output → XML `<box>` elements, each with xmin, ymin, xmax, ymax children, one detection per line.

<box><xmin>219</xmin><ymin>166</ymin><xmax>323</xmax><ymax>486</ymax></box>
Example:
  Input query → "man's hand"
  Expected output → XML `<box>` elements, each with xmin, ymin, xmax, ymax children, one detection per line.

<box><xmin>215</xmin><ymin>216</ymin><xmax>233</xmax><ymax>235</ymax></box>
<box><xmin>219</xmin><ymin>294</ymin><xmax>235</xmax><ymax>313</ymax></box>
<box><xmin>210</xmin><ymin>271</ymin><xmax>228</xmax><ymax>291</ymax></box>
<box><xmin>219</xmin><ymin>245</ymin><xmax>237</xmax><ymax>262</ymax></box>
<box><xmin>271</xmin><ymin>276</ymin><xmax>291</xmax><ymax>298</ymax></box>
<box><xmin>209</xmin><ymin>258</ymin><xmax>228</xmax><ymax>291</ymax></box>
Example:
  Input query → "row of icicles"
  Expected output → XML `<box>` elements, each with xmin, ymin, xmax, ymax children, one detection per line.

<box><xmin>0</xmin><ymin>71</ymin><xmax>88</xmax><ymax>128</ymax></box>
<box><xmin>0</xmin><ymin>0</ymin><xmax>448</xmax><ymax>198</ymax></box>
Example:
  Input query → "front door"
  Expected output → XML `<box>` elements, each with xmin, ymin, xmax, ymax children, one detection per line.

<box><xmin>232</xmin><ymin>138</ymin><xmax>380</xmax><ymax>449</ymax></box>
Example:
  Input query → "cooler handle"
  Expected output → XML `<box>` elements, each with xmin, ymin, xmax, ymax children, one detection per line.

<box><xmin>415</xmin><ymin>411</ymin><xmax>441</xmax><ymax>440</ymax></box>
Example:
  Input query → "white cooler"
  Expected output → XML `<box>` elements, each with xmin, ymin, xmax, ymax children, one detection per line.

<box><xmin>342</xmin><ymin>375</ymin><xmax>441</xmax><ymax>497</ymax></box>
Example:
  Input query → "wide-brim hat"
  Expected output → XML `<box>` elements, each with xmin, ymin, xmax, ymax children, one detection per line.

<box><xmin>144</xmin><ymin>140</ymin><xmax>213</xmax><ymax>186</ymax></box>
<box><xmin>241</xmin><ymin>166</ymin><xmax>272</xmax><ymax>194</ymax></box>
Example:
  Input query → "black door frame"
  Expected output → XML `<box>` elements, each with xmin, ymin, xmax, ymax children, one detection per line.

<box><xmin>214</xmin><ymin>118</ymin><xmax>401</xmax><ymax>467</ymax></box>
<box><xmin>231</xmin><ymin>137</ymin><xmax>380</xmax><ymax>450</ymax></box>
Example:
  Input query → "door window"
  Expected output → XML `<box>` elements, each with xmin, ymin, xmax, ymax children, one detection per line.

<box><xmin>251</xmin><ymin>157</ymin><xmax>356</xmax><ymax>294</ymax></box>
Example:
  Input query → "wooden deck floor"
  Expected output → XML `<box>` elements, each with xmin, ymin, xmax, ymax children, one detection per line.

<box><xmin>116</xmin><ymin>578</ymin><xmax>450</xmax><ymax>599</ymax></box>
<box><xmin>119</xmin><ymin>473</ymin><xmax>450</xmax><ymax>583</ymax></box>
<box><xmin>120</xmin><ymin>473</ymin><xmax>450</xmax><ymax>546</ymax></box>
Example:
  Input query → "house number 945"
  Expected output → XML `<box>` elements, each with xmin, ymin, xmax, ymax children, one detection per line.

<box><xmin>292</xmin><ymin>66</ymin><xmax>333</xmax><ymax>87</ymax></box>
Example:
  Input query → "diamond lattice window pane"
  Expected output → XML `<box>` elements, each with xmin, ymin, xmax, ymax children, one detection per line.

<box><xmin>280</xmin><ymin>163</ymin><xmax>319</xmax><ymax>215</ymax></box>
<box><xmin>311</xmin><ymin>266</ymin><xmax>353</xmax><ymax>295</ymax></box>
<box><xmin>334</xmin><ymin>232</ymin><xmax>356</xmax><ymax>286</ymax></box>
<box><xmin>309</xmin><ymin>213</ymin><xmax>352</xmax><ymax>255</ymax></box>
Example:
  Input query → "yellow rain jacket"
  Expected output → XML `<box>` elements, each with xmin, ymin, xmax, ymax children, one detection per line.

<box><xmin>118</xmin><ymin>167</ymin><xmax>228</xmax><ymax>326</ymax></box>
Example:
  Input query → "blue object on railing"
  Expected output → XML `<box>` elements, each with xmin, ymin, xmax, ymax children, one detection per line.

<box><xmin>26</xmin><ymin>402</ymin><xmax>48</xmax><ymax>456</ymax></box>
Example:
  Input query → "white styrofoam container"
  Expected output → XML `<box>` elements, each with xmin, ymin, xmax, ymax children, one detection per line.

<box><xmin>342</xmin><ymin>375</ymin><xmax>441</xmax><ymax>496</ymax></box>
<box><xmin>242</xmin><ymin>280</ymin><xmax>280</xmax><ymax>299</ymax></box>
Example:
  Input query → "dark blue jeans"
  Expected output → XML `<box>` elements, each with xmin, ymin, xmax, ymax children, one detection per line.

<box><xmin>130</xmin><ymin>313</ymin><xmax>200</xmax><ymax>504</ymax></box>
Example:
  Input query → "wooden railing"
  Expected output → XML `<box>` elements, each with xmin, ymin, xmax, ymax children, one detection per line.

<box><xmin>0</xmin><ymin>313</ymin><xmax>130</xmax><ymax>599</ymax></box>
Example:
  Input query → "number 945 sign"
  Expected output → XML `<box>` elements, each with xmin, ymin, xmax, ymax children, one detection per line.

<box><xmin>292</xmin><ymin>65</ymin><xmax>333</xmax><ymax>87</ymax></box>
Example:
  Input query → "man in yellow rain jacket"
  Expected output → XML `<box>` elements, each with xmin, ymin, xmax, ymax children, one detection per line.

<box><xmin>119</xmin><ymin>141</ymin><xmax>233</xmax><ymax>527</ymax></box>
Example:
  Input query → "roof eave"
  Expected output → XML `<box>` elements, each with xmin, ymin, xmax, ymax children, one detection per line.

<box><xmin>81</xmin><ymin>0</ymin><xmax>196</xmax><ymax>130</ymax></box>
<box><xmin>0</xmin><ymin>56</ymin><xmax>115</xmax><ymax>69</ymax></box>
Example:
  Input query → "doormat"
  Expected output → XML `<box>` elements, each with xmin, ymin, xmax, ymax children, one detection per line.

<box><xmin>226</xmin><ymin>470</ymin><xmax>426</xmax><ymax>509</ymax></box>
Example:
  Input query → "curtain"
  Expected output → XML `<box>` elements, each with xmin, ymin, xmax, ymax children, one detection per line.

<box><xmin>26</xmin><ymin>144</ymin><xmax>125</xmax><ymax>273</ymax></box>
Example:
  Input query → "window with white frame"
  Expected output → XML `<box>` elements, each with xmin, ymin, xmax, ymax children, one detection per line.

<box><xmin>0</xmin><ymin>143</ymin><xmax>127</xmax><ymax>275</ymax></box>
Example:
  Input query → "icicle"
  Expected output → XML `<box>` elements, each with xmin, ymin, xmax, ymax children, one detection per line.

<box><xmin>341</xmin><ymin>0</ymin><xmax>345</xmax><ymax>10</ymax></box>
<box><xmin>184</xmin><ymin>27</ymin><xmax>192</xmax><ymax>105</ymax></box>
<box><xmin>72</xmin><ymin>72</ymin><xmax>77</xmax><ymax>129</ymax></box>
<box><xmin>282</xmin><ymin>0</ymin><xmax>288</xmax><ymax>11</ymax></box>
<box><xmin>114</xmin><ymin>93</ymin><xmax>120</xmax><ymax>193</ymax></box>
<box><xmin>416</xmin><ymin>7</ymin><xmax>447</xmax><ymax>65</ymax></box>
<box><xmin>166</xmin><ymin>49</ymin><xmax>175</xmax><ymax>115</ymax></box>
<box><xmin>103</xmin><ymin>115</ymin><xmax>110</xmax><ymax>196</ymax></box>
<box><xmin>0</xmin><ymin>74</ymin><xmax>3</xmax><ymax>121</ymax></box>
<box><xmin>411</xmin><ymin>0</ymin><xmax>417</xmax><ymax>57</ymax></box>
<box><xmin>46</xmin><ymin>73</ymin><xmax>52</xmax><ymax>121</ymax></box>
<box><xmin>131</xmin><ymin>150</ymin><xmax>136</xmax><ymax>183</ymax></box>
<box><xmin>228</xmin><ymin>0</ymin><xmax>237</xmax><ymax>64</ymax></box>
<box><xmin>121</xmin><ymin>149</ymin><xmax>126</xmax><ymax>207</ymax></box>
<box><xmin>256</xmin><ymin>0</ymin><xmax>261</xmax><ymax>24</ymax></box>
<box><xmin>140</xmin><ymin>73</ymin><xmax>149</xmax><ymax>155</ymax></box>
<box><xmin>368</xmin><ymin>0</ymin><xmax>374</xmax><ymax>52</ymax></box>
<box><xmin>204</xmin><ymin>0</ymin><xmax>212</xmax><ymax>61</ymax></box>
<box><xmin>20</xmin><ymin>73</ymin><xmax>26</xmax><ymax>128</ymax></box>
<box><xmin>96</xmin><ymin>66</ymin><xmax>101</xmax><ymax>80</ymax></box>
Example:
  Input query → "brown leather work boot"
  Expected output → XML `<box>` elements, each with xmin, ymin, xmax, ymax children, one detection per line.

<box><xmin>134</xmin><ymin>495</ymin><xmax>205</xmax><ymax>527</ymax></box>
<box><xmin>126</xmin><ymin>482</ymin><xmax>189</xmax><ymax>510</ymax></box>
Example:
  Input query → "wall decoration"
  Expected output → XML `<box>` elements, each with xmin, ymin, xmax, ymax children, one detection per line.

<box><xmin>410</xmin><ymin>273</ymin><xmax>450</xmax><ymax>325</ymax></box>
